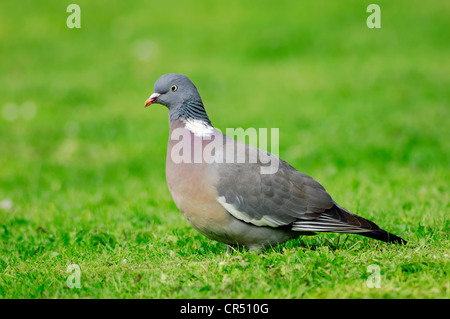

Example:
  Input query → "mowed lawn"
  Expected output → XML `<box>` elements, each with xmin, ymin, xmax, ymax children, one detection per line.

<box><xmin>0</xmin><ymin>0</ymin><xmax>448</xmax><ymax>298</ymax></box>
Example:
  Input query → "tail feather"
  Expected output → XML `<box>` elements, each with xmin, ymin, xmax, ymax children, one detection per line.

<box><xmin>292</xmin><ymin>204</ymin><xmax>407</xmax><ymax>244</ymax></box>
<box><xmin>360</xmin><ymin>229</ymin><xmax>407</xmax><ymax>244</ymax></box>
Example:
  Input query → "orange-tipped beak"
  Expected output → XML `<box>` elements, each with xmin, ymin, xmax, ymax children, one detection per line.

<box><xmin>145</xmin><ymin>93</ymin><xmax>161</xmax><ymax>107</ymax></box>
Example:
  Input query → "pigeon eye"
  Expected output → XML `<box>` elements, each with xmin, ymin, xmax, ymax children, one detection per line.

<box><xmin>171</xmin><ymin>85</ymin><xmax>178</xmax><ymax>92</ymax></box>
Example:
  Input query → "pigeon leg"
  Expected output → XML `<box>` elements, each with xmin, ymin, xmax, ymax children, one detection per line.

<box><xmin>248</xmin><ymin>245</ymin><xmax>263</xmax><ymax>254</ymax></box>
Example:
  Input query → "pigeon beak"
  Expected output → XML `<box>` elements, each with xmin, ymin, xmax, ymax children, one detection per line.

<box><xmin>145</xmin><ymin>93</ymin><xmax>161</xmax><ymax>107</ymax></box>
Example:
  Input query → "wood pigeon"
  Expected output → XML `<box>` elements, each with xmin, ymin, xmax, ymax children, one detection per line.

<box><xmin>145</xmin><ymin>74</ymin><xmax>407</xmax><ymax>252</ymax></box>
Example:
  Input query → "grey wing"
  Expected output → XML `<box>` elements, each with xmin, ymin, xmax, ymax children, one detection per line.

<box><xmin>215</xmin><ymin>156</ymin><xmax>335</xmax><ymax>228</ymax></box>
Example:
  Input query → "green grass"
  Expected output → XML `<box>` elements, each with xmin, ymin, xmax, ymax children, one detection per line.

<box><xmin>0</xmin><ymin>0</ymin><xmax>449</xmax><ymax>298</ymax></box>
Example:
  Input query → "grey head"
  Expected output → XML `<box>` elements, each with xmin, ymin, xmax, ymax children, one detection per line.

<box><xmin>145</xmin><ymin>74</ymin><xmax>211</xmax><ymax>125</ymax></box>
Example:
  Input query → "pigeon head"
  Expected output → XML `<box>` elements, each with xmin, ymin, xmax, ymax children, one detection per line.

<box><xmin>145</xmin><ymin>74</ymin><xmax>198</xmax><ymax>108</ymax></box>
<box><xmin>145</xmin><ymin>74</ymin><xmax>211</xmax><ymax>125</ymax></box>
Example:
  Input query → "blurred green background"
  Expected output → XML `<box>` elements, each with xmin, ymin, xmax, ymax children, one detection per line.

<box><xmin>0</xmin><ymin>0</ymin><xmax>448</xmax><ymax>298</ymax></box>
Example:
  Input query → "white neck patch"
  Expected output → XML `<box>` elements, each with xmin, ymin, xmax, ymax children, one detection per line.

<box><xmin>183</xmin><ymin>119</ymin><xmax>214</xmax><ymax>137</ymax></box>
